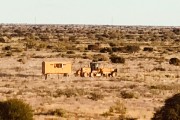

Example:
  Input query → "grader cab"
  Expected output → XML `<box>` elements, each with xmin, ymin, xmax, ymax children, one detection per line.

<box><xmin>75</xmin><ymin>62</ymin><xmax>117</xmax><ymax>77</ymax></box>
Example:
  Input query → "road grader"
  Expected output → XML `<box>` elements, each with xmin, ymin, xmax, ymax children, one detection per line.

<box><xmin>75</xmin><ymin>62</ymin><xmax>117</xmax><ymax>77</ymax></box>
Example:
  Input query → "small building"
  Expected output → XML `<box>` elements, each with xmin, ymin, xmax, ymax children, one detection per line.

<box><xmin>42</xmin><ymin>61</ymin><xmax>71</xmax><ymax>79</ymax></box>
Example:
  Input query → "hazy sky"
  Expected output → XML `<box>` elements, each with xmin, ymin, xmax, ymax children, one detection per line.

<box><xmin>0</xmin><ymin>0</ymin><xmax>180</xmax><ymax>26</ymax></box>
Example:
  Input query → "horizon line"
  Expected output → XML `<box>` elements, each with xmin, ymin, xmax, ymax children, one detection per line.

<box><xmin>1</xmin><ymin>22</ymin><xmax>180</xmax><ymax>27</ymax></box>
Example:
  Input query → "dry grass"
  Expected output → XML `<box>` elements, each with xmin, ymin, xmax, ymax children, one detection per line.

<box><xmin>0</xmin><ymin>25</ymin><xmax>179</xmax><ymax>120</ymax></box>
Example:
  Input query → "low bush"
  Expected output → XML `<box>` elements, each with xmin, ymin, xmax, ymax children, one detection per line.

<box><xmin>45</xmin><ymin>109</ymin><xmax>66</xmax><ymax>117</ymax></box>
<box><xmin>110</xmin><ymin>55</ymin><xmax>125</xmax><ymax>63</ymax></box>
<box><xmin>2</xmin><ymin>46</ymin><xmax>11</xmax><ymax>51</ymax></box>
<box><xmin>66</xmin><ymin>50</ymin><xmax>75</xmax><ymax>54</ymax></box>
<box><xmin>169</xmin><ymin>58</ymin><xmax>180</xmax><ymax>66</ymax></box>
<box><xmin>100</xmin><ymin>47</ymin><xmax>112</xmax><ymax>53</ymax></box>
<box><xmin>124</xmin><ymin>45</ymin><xmax>140</xmax><ymax>53</ymax></box>
<box><xmin>152</xmin><ymin>93</ymin><xmax>180</xmax><ymax>120</ymax></box>
<box><xmin>87</xmin><ymin>44</ymin><xmax>100</xmax><ymax>51</ymax></box>
<box><xmin>0</xmin><ymin>99</ymin><xmax>33</xmax><ymax>120</ymax></box>
<box><xmin>5</xmin><ymin>52</ymin><xmax>13</xmax><ymax>56</ymax></box>
<box><xmin>88</xmin><ymin>92</ymin><xmax>104</xmax><ymax>101</ymax></box>
<box><xmin>93</xmin><ymin>54</ymin><xmax>108</xmax><ymax>61</ymax></box>
<box><xmin>109</xmin><ymin>100</ymin><xmax>126</xmax><ymax>115</ymax></box>
<box><xmin>112</xmin><ymin>47</ymin><xmax>124</xmax><ymax>52</ymax></box>
<box><xmin>121</xmin><ymin>91</ymin><xmax>135</xmax><ymax>99</ymax></box>
<box><xmin>12</xmin><ymin>47</ymin><xmax>24</xmax><ymax>52</ymax></box>
<box><xmin>26</xmin><ymin>39</ymin><xmax>37</xmax><ymax>49</ymax></box>
<box><xmin>111</xmin><ymin>45</ymin><xmax>140</xmax><ymax>53</ymax></box>
<box><xmin>152</xmin><ymin>67</ymin><xmax>165</xmax><ymax>71</ymax></box>
<box><xmin>54</xmin><ymin>88</ymin><xmax>87</xmax><ymax>98</ymax></box>
<box><xmin>109</xmin><ymin>42</ymin><xmax>117</xmax><ymax>47</ymax></box>
<box><xmin>54</xmin><ymin>88</ymin><xmax>76</xmax><ymax>98</ymax></box>
<box><xmin>143</xmin><ymin>47</ymin><xmax>153</xmax><ymax>52</ymax></box>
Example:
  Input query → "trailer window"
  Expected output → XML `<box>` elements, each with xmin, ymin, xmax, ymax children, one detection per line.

<box><xmin>54</xmin><ymin>63</ymin><xmax>63</xmax><ymax>68</ymax></box>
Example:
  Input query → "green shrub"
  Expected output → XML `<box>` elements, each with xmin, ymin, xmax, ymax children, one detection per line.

<box><xmin>0</xmin><ymin>99</ymin><xmax>33</xmax><ymax>120</ymax></box>
<box><xmin>152</xmin><ymin>93</ymin><xmax>180</xmax><ymax>120</ymax></box>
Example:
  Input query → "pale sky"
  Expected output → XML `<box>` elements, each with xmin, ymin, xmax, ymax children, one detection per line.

<box><xmin>0</xmin><ymin>0</ymin><xmax>180</xmax><ymax>26</ymax></box>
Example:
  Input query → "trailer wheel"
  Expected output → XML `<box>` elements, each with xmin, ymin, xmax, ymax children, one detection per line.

<box><xmin>64</xmin><ymin>73</ymin><xmax>68</xmax><ymax>77</ymax></box>
<box><xmin>75</xmin><ymin>70</ymin><xmax>81</xmax><ymax>76</ymax></box>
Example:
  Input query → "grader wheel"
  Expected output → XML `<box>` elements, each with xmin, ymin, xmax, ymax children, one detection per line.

<box><xmin>77</xmin><ymin>70</ymin><xmax>81</xmax><ymax>75</ymax></box>
<box><xmin>83</xmin><ymin>72</ymin><xmax>88</xmax><ymax>77</ymax></box>
<box><xmin>112</xmin><ymin>72</ymin><xmax>117</xmax><ymax>77</ymax></box>
<box><xmin>90</xmin><ymin>73</ymin><xmax>94</xmax><ymax>77</ymax></box>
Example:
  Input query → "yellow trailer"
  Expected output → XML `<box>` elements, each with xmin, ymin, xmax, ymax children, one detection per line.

<box><xmin>42</xmin><ymin>61</ymin><xmax>71</xmax><ymax>79</ymax></box>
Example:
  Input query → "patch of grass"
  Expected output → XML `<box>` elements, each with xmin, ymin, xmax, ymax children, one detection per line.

<box><xmin>101</xmin><ymin>111</ymin><xmax>114</xmax><ymax>117</ymax></box>
<box><xmin>149</xmin><ymin>84</ymin><xmax>180</xmax><ymax>91</ymax></box>
<box><xmin>118</xmin><ymin>115</ymin><xmax>138</xmax><ymax>120</ymax></box>
<box><xmin>109</xmin><ymin>100</ymin><xmax>126</xmax><ymax>115</ymax></box>
<box><xmin>5</xmin><ymin>51</ymin><xmax>13</xmax><ymax>56</ymax></box>
<box><xmin>2</xmin><ymin>45</ymin><xmax>11</xmax><ymax>51</ymax></box>
<box><xmin>54</xmin><ymin>88</ymin><xmax>88</xmax><ymax>98</ymax></box>
<box><xmin>88</xmin><ymin>92</ymin><xmax>104</xmax><ymax>101</ymax></box>
<box><xmin>100</xmin><ymin>47</ymin><xmax>112</xmax><ymax>53</ymax></box>
<box><xmin>92</xmin><ymin>54</ymin><xmax>108</xmax><ymax>61</ymax></box>
<box><xmin>102</xmin><ymin>100</ymin><xmax>126</xmax><ymax>117</ymax></box>
<box><xmin>66</xmin><ymin>50</ymin><xmax>75</xmax><ymax>54</ymax></box>
<box><xmin>17</xmin><ymin>58</ymin><xmax>26</xmax><ymax>64</ymax></box>
<box><xmin>44</xmin><ymin>109</ymin><xmax>66</xmax><ymax>117</ymax></box>
<box><xmin>120</xmin><ymin>91</ymin><xmax>136</xmax><ymax>99</ymax></box>
<box><xmin>152</xmin><ymin>67</ymin><xmax>165</xmax><ymax>71</ymax></box>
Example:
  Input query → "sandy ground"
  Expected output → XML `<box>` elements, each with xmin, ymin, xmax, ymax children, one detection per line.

<box><xmin>0</xmin><ymin>49</ymin><xmax>179</xmax><ymax>120</ymax></box>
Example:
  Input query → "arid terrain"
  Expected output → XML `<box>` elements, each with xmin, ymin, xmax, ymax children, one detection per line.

<box><xmin>0</xmin><ymin>24</ymin><xmax>179</xmax><ymax>120</ymax></box>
